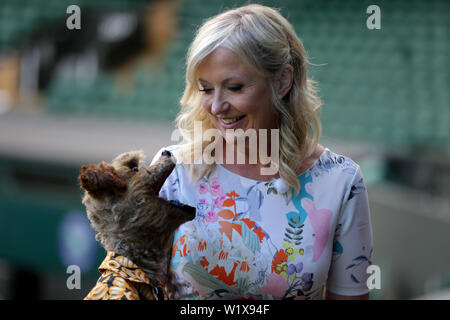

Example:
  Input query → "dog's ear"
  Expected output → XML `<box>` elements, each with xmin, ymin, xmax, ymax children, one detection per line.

<box><xmin>78</xmin><ymin>162</ymin><xmax>127</xmax><ymax>199</ymax></box>
<box><xmin>112</xmin><ymin>150</ymin><xmax>145</xmax><ymax>170</ymax></box>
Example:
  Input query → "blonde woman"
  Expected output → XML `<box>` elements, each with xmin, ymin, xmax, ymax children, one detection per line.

<box><xmin>153</xmin><ymin>4</ymin><xmax>373</xmax><ymax>300</ymax></box>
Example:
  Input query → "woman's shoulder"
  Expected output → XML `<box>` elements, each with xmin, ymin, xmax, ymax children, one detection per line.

<box><xmin>310</xmin><ymin>146</ymin><xmax>361</xmax><ymax>181</ymax></box>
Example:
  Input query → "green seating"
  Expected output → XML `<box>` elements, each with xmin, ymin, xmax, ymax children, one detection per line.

<box><xmin>0</xmin><ymin>0</ymin><xmax>447</xmax><ymax>148</ymax></box>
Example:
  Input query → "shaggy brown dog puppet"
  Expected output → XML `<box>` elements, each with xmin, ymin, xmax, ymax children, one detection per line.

<box><xmin>79</xmin><ymin>150</ymin><xmax>195</xmax><ymax>300</ymax></box>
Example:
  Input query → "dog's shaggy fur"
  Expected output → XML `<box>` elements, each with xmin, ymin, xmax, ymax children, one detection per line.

<box><xmin>79</xmin><ymin>150</ymin><xmax>195</xmax><ymax>298</ymax></box>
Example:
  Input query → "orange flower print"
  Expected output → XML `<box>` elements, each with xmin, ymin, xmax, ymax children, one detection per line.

<box><xmin>271</xmin><ymin>249</ymin><xmax>288</xmax><ymax>273</ymax></box>
<box><xmin>200</xmin><ymin>256</ymin><xmax>209</xmax><ymax>269</ymax></box>
<box><xmin>226</xmin><ymin>191</ymin><xmax>240</xmax><ymax>198</ymax></box>
<box><xmin>218</xmin><ymin>221</ymin><xmax>242</xmax><ymax>242</ymax></box>
<box><xmin>209</xmin><ymin>262</ymin><xmax>239</xmax><ymax>286</ymax></box>
<box><xmin>198</xmin><ymin>240</ymin><xmax>207</xmax><ymax>252</ymax></box>
<box><xmin>241</xmin><ymin>218</ymin><xmax>266</xmax><ymax>243</ymax></box>
<box><xmin>222</xmin><ymin>190</ymin><xmax>240</xmax><ymax>218</ymax></box>
<box><xmin>239</xmin><ymin>261</ymin><xmax>250</xmax><ymax>272</ymax></box>
<box><xmin>172</xmin><ymin>234</ymin><xmax>189</xmax><ymax>257</ymax></box>
<box><xmin>218</xmin><ymin>250</ymin><xmax>229</xmax><ymax>260</ymax></box>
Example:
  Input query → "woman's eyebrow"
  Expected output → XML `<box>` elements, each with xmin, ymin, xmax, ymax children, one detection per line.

<box><xmin>198</xmin><ymin>76</ymin><xmax>245</xmax><ymax>84</ymax></box>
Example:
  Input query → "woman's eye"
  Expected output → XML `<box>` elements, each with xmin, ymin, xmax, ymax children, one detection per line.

<box><xmin>199</xmin><ymin>88</ymin><xmax>213</xmax><ymax>94</ymax></box>
<box><xmin>228</xmin><ymin>85</ymin><xmax>243</xmax><ymax>92</ymax></box>
<box><xmin>199</xmin><ymin>85</ymin><xmax>242</xmax><ymax>94</ymax></box>
<box><xmin>131</xmin><ymin>167</ymin><xmax>139</xmax><ymax>172</ymax></box>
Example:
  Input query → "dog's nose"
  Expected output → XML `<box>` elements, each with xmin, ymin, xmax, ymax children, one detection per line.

<box><xmin>161</xmin><ymin>150</ymin><xmax>172</xmax><ymax>157</ymax></box>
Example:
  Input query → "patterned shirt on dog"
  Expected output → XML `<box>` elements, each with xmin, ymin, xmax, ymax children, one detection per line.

<box><xmin>84</xmin><ymin>252</ymin><xmax>163</xmax><ymax>300</ymax></box>
<box><xmin>153</xmin><ymin>146</ymin><xmax>373</xmax><ymax>300</ymax></box>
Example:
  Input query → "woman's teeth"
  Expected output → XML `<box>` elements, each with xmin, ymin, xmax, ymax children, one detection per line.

<box><xmin>221</xmin><ymin>115</ymin><xmax>245</xmax><ymax>124</ymax></box>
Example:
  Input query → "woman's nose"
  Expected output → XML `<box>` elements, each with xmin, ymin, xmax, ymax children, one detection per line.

<box><xmin>211</xmin><ymin>90</ymin><xmax>229</xmax><ymax>115</ymax></box>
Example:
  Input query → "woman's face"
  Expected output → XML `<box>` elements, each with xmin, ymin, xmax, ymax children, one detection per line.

<box><xmin>196</xmin><ymin>46</ymin><xmax>278</xmax><ymax>136</ymax></box>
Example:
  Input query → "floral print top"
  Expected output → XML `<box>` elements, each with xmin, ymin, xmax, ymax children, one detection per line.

<box><xmin>152</xmin><ymin>146</ymin><xmax>373</xmax><ymax>300</ymax></box>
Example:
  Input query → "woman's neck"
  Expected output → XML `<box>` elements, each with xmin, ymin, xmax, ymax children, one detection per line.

<box><xmin>218</xmin><ymin>140</ymin><xmax>325</xmax><ymax>181</ymax></box>
<box><xmin>218</xmin><ymin>136</ymin><xmax>280</xmax><ymax>180</ymax></box>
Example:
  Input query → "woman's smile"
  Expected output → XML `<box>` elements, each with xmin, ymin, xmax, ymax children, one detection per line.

<box><xmin>218</xmin><ymin>114</ymin><xmax>247</xmax><ymax>128</ymax></box>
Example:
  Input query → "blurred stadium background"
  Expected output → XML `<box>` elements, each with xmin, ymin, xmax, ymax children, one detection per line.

<box><xmin>0</xmin><ymin>0</ymin><xmax>449</xmax><ymax>299</ymax></box>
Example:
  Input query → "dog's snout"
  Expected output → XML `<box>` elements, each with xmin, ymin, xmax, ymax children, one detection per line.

<box><xmin>161</xmin><ymin>150</ymin><xmax>172</xmax><ymax>157</ymax></box>
<box><xmin>170</xmin><ymin>200</ymin><xmax>182</xmax><ymax>207</ymax></box>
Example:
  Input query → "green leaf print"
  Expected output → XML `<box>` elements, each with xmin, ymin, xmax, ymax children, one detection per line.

<box><xmin>183</xmin><ymin>262</ymin><xmax>238</xmax><ymax>295</ymax></box>
<box><xmin>284</xmin><ymin>222</ymin><xmax>305</xmax><ymax>246</ymax></box>
<box><xmin>236</xmin><ymin>277</ymin><xmax>249</xmax><ymax>295</ymax></box>
<box><xmin>237</xmin><ymin>221</ymin><xmax>261</xmax><ymax>254</ymax></box>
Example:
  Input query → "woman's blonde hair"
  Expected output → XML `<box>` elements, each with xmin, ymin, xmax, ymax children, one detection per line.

<box><xmin>175</xmin><ymin>4</ymin><xmax>322</xmax><ymax>194</ymax></box>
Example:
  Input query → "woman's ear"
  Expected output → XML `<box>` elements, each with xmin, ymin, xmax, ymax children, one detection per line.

<box><xmin>275</xmin><ymin>64</ymin><xmax>294</xmax><ymax>99</ymax></box>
